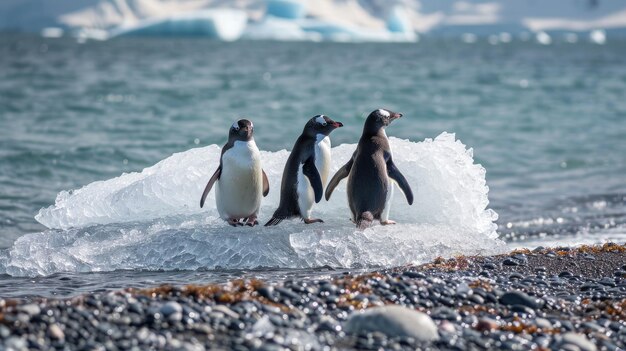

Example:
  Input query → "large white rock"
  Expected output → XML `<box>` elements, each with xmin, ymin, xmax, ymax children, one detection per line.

<box><xmin>345</xmin><ymin>305</ymin><xmax>439</xmax><ymax>341</ymax></box>
<box><xmin>559</xmin><ymin>333</ymin><xmax>598</xmax><ymax>351</ymax></box>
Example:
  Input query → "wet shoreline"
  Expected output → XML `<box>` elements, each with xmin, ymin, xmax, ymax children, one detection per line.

<box><xmin>1</xmin><ymin>243</ymin><xmax>625</xmax><ymax>350</ymax></box>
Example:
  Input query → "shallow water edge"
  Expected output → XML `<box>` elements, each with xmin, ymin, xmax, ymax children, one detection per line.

<box><xmin>0</xmin><ymin>243</ymin><xmax>624</xmax><ymax>350</ymax></box>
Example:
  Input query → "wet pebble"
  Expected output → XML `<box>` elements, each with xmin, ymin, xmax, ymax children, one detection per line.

<box><xmin>431</xmin><ymin>307</ymin><xmax>460</xmax><ymax>322</ymax></box>
<box><xmin>345</xmin><ymin>305</ymin><xmax>439</xmax><ymax>341</ymax></box>
<box><xmin>499</xmin><ymin>291</ymin><xmax>542</xmax><ymax>309</ymax></box>
<box><xmin>558</xmin><ymin>332</ymin><xmax>598</xmax><ymax>351</ymax></box>
<box><xmin>48</xmin><ymin>324</ymin><xmax>65</xmax><ymax>341</ymax></box>
<box><xmin>17</xmin><ymin>304</ymin><xmax>41</xmax><ymax>316</ymax></box>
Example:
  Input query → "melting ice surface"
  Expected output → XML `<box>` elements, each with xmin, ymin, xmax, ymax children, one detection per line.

<box><xmin>2</xmin><ymin>133</ymin><xmax>503</xmax><ymax>277</ymax></box>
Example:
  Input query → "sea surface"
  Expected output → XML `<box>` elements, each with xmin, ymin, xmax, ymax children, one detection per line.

<box><xmin>0</xmin><ymin>34</ymin><xmax>625</xmax><ymax>298</ymax></box>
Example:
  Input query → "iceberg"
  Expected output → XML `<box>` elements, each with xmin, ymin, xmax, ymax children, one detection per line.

<box><xmin>266</xmin><ymin>0</ymin><xmax>307</xmax><ymax>20</ymax></box>
<box><xmin>244</xmin><ymin>2</ymin><xmax>417</xmax><ymax>43</ymax></box>
<box><xmin>243</xmin><ymin>16</ymin><xmax>322</xmax><ymax>42</ymax></box>
<box><xmin>2</xmin><ymin>0</ymin><xmax>626</xmax><ymax>39</ymax></box>
<box><xmin>244</xmin><ymin>17</ymin><xmax>418</xmax><ymax>43</ymax></box>
<box><xmin>386</xmin><ymin>5</ymin><xmax>418</xmax><ymax>42</ymax></box>
<box><xmin>109</xmin><ymin>9</ymin><xmax>247</xmax><ymax>41</ymax></box>
<box><xmin>1</xmin><ymin>133</ymin><xmax>504</xmax><ymax>277</ymax></box>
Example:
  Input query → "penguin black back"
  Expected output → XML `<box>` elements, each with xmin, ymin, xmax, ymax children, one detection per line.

<box><xmin>265</xmin><ymin>115</ymin><xmax>343</xmax><ymax>226</ymax></box>
<box><xmin>326</xmin><ymin>109</ymin><xmax>413</xmax><ymax>228</ymax></box>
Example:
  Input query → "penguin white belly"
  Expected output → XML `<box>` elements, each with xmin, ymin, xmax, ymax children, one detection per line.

<box><xmin>381</xmin><ymin>179</ymin><xmax>394</xmax><ymax>221</ymax></box>
<box><xmin>216</xmin><ymin>141</ymin><xmax>263</xmax><ymax>220</ymax></box>
<box><xmin>296</xmin><ymin>164</ymin><xmax>315</xmax><ymax>219</ymax></box>
<box><xmin>314</xmin><ymin>135</ymin><xmax>332</xmax><ymax>186</ymax></box>
<box><xmin>381</xmin><ymin>144</ymin><xmax>393</xmax><ymax>222</ymax></box>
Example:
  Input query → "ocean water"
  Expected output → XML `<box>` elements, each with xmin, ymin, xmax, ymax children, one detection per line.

<box><xmin>0</xmin><ymin>34</ymin><xmax>625</xmax><ymax>298</ymax></box>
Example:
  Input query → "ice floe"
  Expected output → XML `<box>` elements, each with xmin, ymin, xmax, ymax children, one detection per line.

<box><xmin>0</xmin><ymin>133</ymin><xmax>504</xmax><ymax>277</ymax></box>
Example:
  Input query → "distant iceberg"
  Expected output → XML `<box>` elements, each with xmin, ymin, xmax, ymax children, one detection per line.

<box><xmin>387</xmin><ymin>5</ymin><xmax>418</xmax><ymax>42</ymax></box>
<box><xmin>251</xmin><ymin>0</ymin><xmax>415</xmax><ymax>42</ymax></box>
<box><xmin>266</xmin><ymin>0</ymin><xmax>307</xmax><ymax>19</ymax></box>
<box><xmin>298</xmin><ymin>19</ymin><xmax>416</xmax><ymax>43</ymax></box>
<box><xmin>243</xmin><ymin>16</ymin><xmax>321</xmax><ymax>41</ymax></box>
<box><xmin>109</xmin><ymin>9</ymin><xmax>247</xmax><ymax>41</ymax></box>
<box><xmin>244</xmin><ymin>17</ymin><xmax>418</xmax><ymax>43</ymax></box>
<box><xmin>243</xmin><ymin>0</ymin><xmax>417</xmax><ymax>43</ymax></box>
<box><xmin>2</xmin><ymin>0</ymin><xmax>626</xmax><ymax>40</ymax></box>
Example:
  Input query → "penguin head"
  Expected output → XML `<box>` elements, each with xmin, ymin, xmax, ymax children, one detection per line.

<box><xmin>363</xmin><ymin>109</ymin><xmax>403</xmax><ymax>134</ymax></box>
<box><xmin>305</xmin><ymin>115</ymin><xmax>343</xmax><ymax>137</ymax></box>
<box><xmin>229</xmin><ymin>119</ymin><xmax>254</xmax><ymax>142</ymax></box>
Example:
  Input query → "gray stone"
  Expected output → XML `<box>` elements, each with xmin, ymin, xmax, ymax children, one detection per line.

<box><xmin>160</xmin><ymin>301</ymin><xmax>183</xmax><ymax>322</ymax></box>
<box><xmin>559</xmin><ymin>333</ymin><xmax>598</xmax><ymax>351</ymax></box>
<box><xmin>5</xmin><ymin>336</ymin><xmax>28</xmax><ymax>351</ymax></box>
<box><xmin>213</xmin><ymin>305</ymin><xmax>240</xmax><ymax>319</ymax></box>
<box><xmin>16</xmin><ymin>304</ymin><xmax>40</xmax><ymax>316</ymax></box>
<box><xmin>431</xmin><ymin>307</ymin><xmax>460</xmax><ymax>321</ymax></box>
<box><xmin>48</xmin><ymin>324</ymin><xmax>65</xmax><ymax>341</ymax></box>
<box><xmin>535</xmin><ymin>318</ymin><xmax>552</xmax><ymax>329</ymax></box>
<box><xmin>499</xmin><ymin>291</ymin><xmax>542</xmax><ymax>309</ymax></box>
<box><xmin>344</xmin><ymin>305</ymin><xmax>439</xmax><ymax>341</ymax></box>
<box><xmin>0</xmin><ymin>325</ymin><xmax>10</xmax><ymax>338</ymax></box>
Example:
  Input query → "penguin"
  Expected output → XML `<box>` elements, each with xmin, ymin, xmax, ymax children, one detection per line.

<box><xmin>265</xmin><ymin>115</ymin><xmax>343</xmax><ymax>226</ymax></box>
<box><xmin>200</xmin><ymin>119</ymin><xmax>269</xmax><ymax>227</ymax></box>
<box><xmin>325</xmin><ymin>109</ymin><xmax>413</xmax><ymax>228</ymax></box>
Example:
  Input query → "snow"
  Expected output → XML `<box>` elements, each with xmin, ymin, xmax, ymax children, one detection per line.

<box><xmin>0</xmin><ymin>133</ymin><xmax>505</xmax><ymax>277</ymax></box>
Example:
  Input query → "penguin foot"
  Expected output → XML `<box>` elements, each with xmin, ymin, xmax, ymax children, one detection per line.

<box><xmin>245</xmin><ymin>217</ymin><xmax>259</xmax><ymax>227</ymax></box>
<box><xmin>381</xmin><ymin>220</ymin><xmax>396</xmax><ymax>225</ymax></box>
<box><xmin>228</xmin><ymin>218</ymin><xmax>243</xmax><ymax>227</ymax></box>
<box><xmin>304</xmin><ymin>218</ymin><xmax>324</xmax><ymax>224</ymax></box>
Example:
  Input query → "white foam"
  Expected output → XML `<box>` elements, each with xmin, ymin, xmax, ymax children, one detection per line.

<box><xmin>590</xmin><ymin>29</ymin><xmax>607</xmax><ymax>45</ymax></box>
<box><xmin>2</xmin><ymin>133</ymin><xmax>504</xmax><ymax>277</ymax></box>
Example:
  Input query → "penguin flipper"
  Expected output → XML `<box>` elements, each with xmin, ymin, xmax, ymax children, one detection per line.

<box><xmin>262</xmin><ymin>169</ymin><xmax>270</xmax><ymax>197</ymax></box>
<box><xmin>303</xmin><ymin>157</ymin><xmax>323</xmax><ymax>203</ymax></box>
<box><xmin>386</xmin><ymin>156</ymin><xmax>413</xmax><ymax>205</ymax></box>
<box><xmin>200</xmin><ymin>166</ymin><xmax>221</xmax><ymax>208</ymax></box>
<box><xmin>325</xmin><ymin>156</ymin><xmax>354</xmax><ymax>201</ymax></box>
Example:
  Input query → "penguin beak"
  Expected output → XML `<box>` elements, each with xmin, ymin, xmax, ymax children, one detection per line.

<box><xmin>332</xmin><ymin>121</ymin><xmax>343</xmax><ymax>128</ymax></box>
<box><xmin>390</xmin><ymin>112</ymin><xmax>403</xmax><ymax>121</ymax></box>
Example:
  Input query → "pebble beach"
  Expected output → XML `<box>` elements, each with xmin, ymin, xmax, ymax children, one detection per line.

<box><xmin>1</xmin><ymin>243</ymin><xmax>624</xmax><ymax>351</ymax></box>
